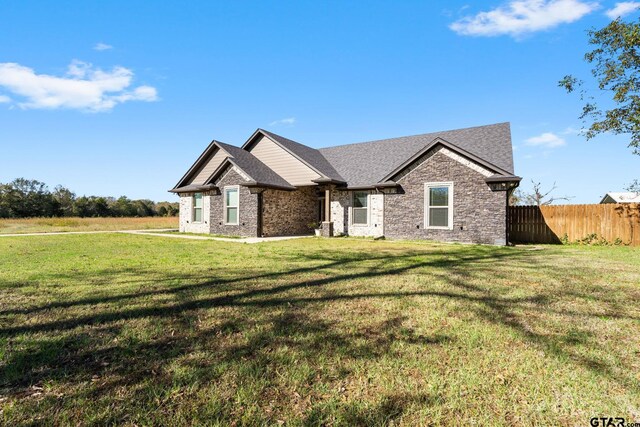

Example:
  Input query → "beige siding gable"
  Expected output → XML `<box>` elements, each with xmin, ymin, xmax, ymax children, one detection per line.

<box><xmin>190</xmin><ymin>149</ymin><xmax>228</xmax><ymax>185</ymax></box>
<box><xmin>248</xmin><ymin>135</ymin><xmax>320</xmax><ymax>186</ymax></box>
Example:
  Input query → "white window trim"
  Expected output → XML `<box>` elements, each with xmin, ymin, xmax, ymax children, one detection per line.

<box><xmin>424</xmin><ymin>182</ymin><xmax>453</xmax><ymax>230</ymax></box>
<box><xmin>192</xmin><ymin>192</ymin><xmax>203</xmax><ymax>223</ymax></box>
<box><xmin>351</xmin><ymin>191</ymin><xmax>369</xmax><ymax>227</ymax></box>
<box><xmin>224</xmin><ymin>186</ymin><xmax>239</xmax><ymax>225</ymax></box>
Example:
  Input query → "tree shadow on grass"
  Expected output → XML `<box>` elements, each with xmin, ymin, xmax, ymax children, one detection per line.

<box><xmin>0</xmin><ymin>243</ymin><xmax>638</xmax><ymax>423</ymax></box>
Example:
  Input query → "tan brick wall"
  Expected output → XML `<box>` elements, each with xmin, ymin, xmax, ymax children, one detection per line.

<box><xmin>179</xmin><ymin>193</ymin><xmax>212</xmax><ymax>233</ymax></box>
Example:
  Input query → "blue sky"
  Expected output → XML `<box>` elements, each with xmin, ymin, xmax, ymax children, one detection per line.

<box><xmin>1</xmin><ymin>0</ymin><xmax>639</xmax><ymax>203</ymax></box>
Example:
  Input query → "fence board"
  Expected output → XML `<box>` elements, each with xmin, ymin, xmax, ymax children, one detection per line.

<box><xmin>508</xmin><ymin>203</ymin><xmax>640</xmax><ymax>246</ymax></box>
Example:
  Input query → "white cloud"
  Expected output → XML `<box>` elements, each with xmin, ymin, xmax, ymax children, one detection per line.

<box><xmin>269</xmin><ymin>117</ymin><xmax>296</xmax><ymax>126</ymax></box>
<box><xmin>561</xmin><ymin>126</ymin><xmax>582</xmax><ymax>135</ymax></box>
<box><xmin>605</xmin><ymin>2</ymin><xmax>640</xmax><ymax>18</ymax></box>
<box><xmin>0</xmin><ymin>95</ymin><xmax>10</xmax><ymax>103</ymax></box>
<box><xmin>525</xmin><ymin>132</ymin><xmax>567</xmax><ymax>148</ymax></box>
<box><xmin>0</xmin><ymin>60</ymin><xmax>158</xmax><ymax>112</ymax></box>
<box><xmin>93</xmin><ymin>43</ymin><xmax>113</xmax><ymax>51</ymax></box>
<box><xmin>449</xmin><ymin>0</ymin><xmax>599</xmax><ymax>37</ymax></box>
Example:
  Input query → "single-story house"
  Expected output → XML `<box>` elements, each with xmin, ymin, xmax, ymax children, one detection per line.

<box><xmin>170</xmin><ymin>122</ymin><xmax>521</xmax><ymax>245</ymax></box>
<box><xmin>600</xmin><ymin>192</ymin><xmax>640</xmax><ymax>204</ymax></box>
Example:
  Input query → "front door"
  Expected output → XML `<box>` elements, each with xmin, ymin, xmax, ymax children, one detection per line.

<box><xmin>318</xmin><ymin>196</ymin><xmax>325</xmax><ymax>223</ymax></box>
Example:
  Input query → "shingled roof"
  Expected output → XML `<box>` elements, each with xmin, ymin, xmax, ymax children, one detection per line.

<box><xmin>254</xmin><ymin>129</ymin><xmax>345</xmax><ymax>182</ymax></box>
<box><xmin>172</xmin><ymin>122</ymin><xmax>517</xmax><ymax>193</ymax></box>
<box><xmin>209</xmin><ymin>142</ymin><xmax>295</xmax><ymax>190</ymax></box>
<box><xmin>318</xmin><ymin>123</ymin><xmax>514</xmax><ymax>188</ymax></box>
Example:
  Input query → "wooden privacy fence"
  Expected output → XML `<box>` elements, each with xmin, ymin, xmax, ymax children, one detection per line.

<box><xmin>508</xmin><ymin>203</ymin><xmax>640</xmax><ymax>246</ymax></box>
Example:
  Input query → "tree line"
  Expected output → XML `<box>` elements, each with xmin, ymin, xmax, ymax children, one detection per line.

<box><xmin>0</xmin><ymin>178</ymin><xmax>178</xmax><ymax>218</ymax></box>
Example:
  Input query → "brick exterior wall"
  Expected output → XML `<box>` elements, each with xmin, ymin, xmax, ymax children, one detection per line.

<box><xmin>179</xmin><ymin>193</ymin><xmax>213</xmax><ymax>233</ymax></box>
<box><xmin>209</xmin><ymin>166</ymin><xmax>259</xmax><ymax>237</ymax></box>
<box><xmin>177</xmin><ymin>145</ymin><xmax>507</xmax><ymax>244</ymax></box>
<box><xmin>262</xmin><ymin>186</ymin><xmax>318</xmax><ymax>237</ymax></box>
<box><xmin>330</xmin><ymin>190</ymin><xmax>384</xmax><ymax>237</ymax></box>
<box><xmin>384</xmin><ymin>146</ymin><xmax>507</xmax><ymax>245</ymax></box>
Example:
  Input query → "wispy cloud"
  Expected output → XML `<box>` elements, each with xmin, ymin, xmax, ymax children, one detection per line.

<box><xmin>0</xmin><ymin>60</ymin><xmax>158</xmax><ymax>112</ymax></box>
<box><xmin>525</xmin><ymin>132</ymin><xmax>567</xmax><ymax>148</ymax></box>
<box><xmin>605</xmin><ymin>1</ymin><xmax>640</xmax><ymax>18</ymax></box>
<box><xmin>561</xmin><ymin>126</ymin><xmax>581</xmax><ymax>135</ymax></box>
<box><xmin>93</xmin><ymin>42</ymin><xmax>113</xmax><ymax>51</ymax></box>
<box><xmin>0</xmin><ymin>95</ymin><xmax>10</xmax><ymax>103</ymax></box>
<box><xmin>449</xmin><ymin>0</ymin><xmax>598</xmax><ymax>38</ymax></box>
<box><xmin>269</xmin><ymin>117</ymin><xmax>296</xmax><ymax>126</ymax></box>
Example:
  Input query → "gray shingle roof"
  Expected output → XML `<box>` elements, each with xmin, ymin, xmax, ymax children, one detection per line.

<box><xmin>214</xmin><ymin>141</ymin><xmax>295</xmax><ymax>189</ymax></box>
<box><xmin>318</xmin><ymin>122</ymin><xmax>514</xmax><ymax>187</ymax></box>
<box><xmin>173</xmin><ymin>122</ymin><xmax>517</xmax><ymax>193</ymax></box>
<box><xmin>259</xmin><ymin>129</ymin><xmax>345</xmax><ymax>182</ymax></box>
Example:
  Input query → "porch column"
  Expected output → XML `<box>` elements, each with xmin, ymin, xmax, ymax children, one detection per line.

<box><xmin>321</xmin><ymin>186</ymin><xmax>334</xmax><ymax>237</ymax></box>
<box><xmin>324</xmin><ymin>188</ymin><xmax>331</xmax><ymax>222</ymax></box>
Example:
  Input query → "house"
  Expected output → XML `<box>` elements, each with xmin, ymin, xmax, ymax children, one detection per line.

<box><xmin>600</xmin><ymin>192</ymin><xmax>640</xmax><ymax>204</ymax></box>
<box><xmin>170</xmin><ymin>122</ymin><xmax>521</xmax><ymax>245</ymax></box>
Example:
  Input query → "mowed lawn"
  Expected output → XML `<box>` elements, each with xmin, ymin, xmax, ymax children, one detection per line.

<box><xmin>0</xmin><ymin>216</ymin><xmax>178</xmax><ymax>234</ymax></box>
<box><xmin>0</xmin><ymin>235</ymin><xmax>638</xmax><ymax>425</ymax></box>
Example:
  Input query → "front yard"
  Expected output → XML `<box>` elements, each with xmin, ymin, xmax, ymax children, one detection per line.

<box><xmin>0</xmin><ymin>235</ymin><xmax>638</xmax><ymax>425</ymax></box>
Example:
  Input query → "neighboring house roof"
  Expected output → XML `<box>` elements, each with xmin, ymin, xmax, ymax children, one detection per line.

<box><xmin>172</xmin><ymin>122</ymin><xmax>518</xmax><ymax>192</ymax></box>
<box><xmin>318</xmin><ymin>122</ymin><xmax>515</xmax><ymax>188</ymax></box>
<box><xmin>245</xmin><ymin>129</ymin><xmax>345</xmax><ymax>183</ymax></box>
<box><xmin>600</xmin><ymin>192</ymin><xmax>640</xmax><ymax>204</ymax></box>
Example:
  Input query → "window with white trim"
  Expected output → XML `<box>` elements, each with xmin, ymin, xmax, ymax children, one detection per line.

<box><xmin>424</xmin><ymin>182</ymin><xmax>453</xmax><ymax>229</ymax></box>
<box><xmin>352</xmin><ymin>191</ymin><xmax>368</xmax><ymax>225</ymax></box>
<box><xmin>193</xmin><ymin>193</ymin><xmax>203</xmax><ymax>222</ymax></box>
<box><xmin>224</xmin><ymin>186</ymin><xmax>239</xmax><ymax>225</ymax></box>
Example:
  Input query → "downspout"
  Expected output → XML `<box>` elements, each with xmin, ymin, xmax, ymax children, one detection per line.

<box><xmin>505</xmin><ymin>183</ymin><xmax>520</xmax><ymax>246</ymax></box>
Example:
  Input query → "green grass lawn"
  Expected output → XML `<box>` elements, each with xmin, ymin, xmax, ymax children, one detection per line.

<box><xmin>0</xmin><ymin>235</ymin><xmax>638</xmax><ymax>425</ymax></box>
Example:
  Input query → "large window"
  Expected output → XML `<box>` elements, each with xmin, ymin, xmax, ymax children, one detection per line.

<box><xmin>193</xmin><ymin>193</ymin><xmax>203</xmax><ymax>222</ymax></box>
<box><xmin>224</xmin><ymin>186</ymin><xmax>239</xmax><ymax>225</ymax></box>
<box><xmin>352</xmin><ymin>191</ymin><xmax>369</xmax><ymax>225</ymax></box>
<box><xmin>424</xmin><ymin>183</ymin><xmax>453</xmax><ymax>229</ymax></box>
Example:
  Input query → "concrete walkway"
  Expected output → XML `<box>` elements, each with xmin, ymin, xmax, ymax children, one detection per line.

<box><xmin>124</xmin><ymin>230</ymin><xmax>310</xmax><ymax>243</ymax></box>
<box><xmin>0</xmin><ymin>229</ymin><xmax>310</xmax><ymax>244</ymax></box>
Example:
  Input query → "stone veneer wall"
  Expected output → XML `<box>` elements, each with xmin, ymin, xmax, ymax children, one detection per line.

<box><xmin>209</xmin><ymin>166</ymin><xmax>259</xmax><ymax>237</ymax></box>
<box><xmin>179</xmin><ymin>193</ymin><xmax>213</xmax><ymax>233</ymax></box>
<box><xmin>262</xmin><ymin>186</ymin><xmax>318</xmax><ymax>237</ymax></box>
<box><xmin>384</xmin><ymin>146</ymin><xmax>507</xmax><ymax>245</ymax></box>
<box><xmin>330</xmin><ymin>191</ymin><xmax>384</xmax><ymax>238</ymax></box>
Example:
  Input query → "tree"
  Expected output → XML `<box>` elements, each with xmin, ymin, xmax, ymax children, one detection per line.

<box><xmin>559</xmin><ymin>18</ymin><xmax>640</xmax><ymax>156</ymax></box>
<box><xmin>53</xmin><ymin>185</ymin><xmax>76</xmax><ymax>217</ymax></box>
<box><xmin>7</xmin><ymin>178</ymin><xmax>58</xmax><ymax>217</ymax></box>
<box><xmin>627</xmin><ymin>179</ymin><xmax>640</xmax><ymax>193</ymax></box>
<box><xmin>508</xmin><ymin>188</ymin><xmax>523</xmax><ymax>206</ymax></box>
<box><xmin>519</xmin><ymin>181</ymin><xmax>572</xmax><ymax>206</ymax></box>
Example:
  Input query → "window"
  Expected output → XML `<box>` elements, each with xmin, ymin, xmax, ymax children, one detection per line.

<box><xmin>424</xmin><ymin>183</ymin><xmax>453</xmax><ymax>229</ymax></box>
<box><xmin>224</xmin><ymin>186</ymin><xmax>239</xmax><ymax>225</ymax></box>
<box><xmin>352</xmin><ymin>191</ymin><xmax>368</xmax><ymax>225</ymax></box>
<box><xmin>193</xmin><ymin>193</ymin><xmax>203</xmax><ymax>222</ymax></box>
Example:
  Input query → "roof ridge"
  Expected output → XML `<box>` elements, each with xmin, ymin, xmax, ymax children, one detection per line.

<box><xmin>318</xmin><ymin>122</ymin><xmax>510</xmax><ymax>151</ymax></box>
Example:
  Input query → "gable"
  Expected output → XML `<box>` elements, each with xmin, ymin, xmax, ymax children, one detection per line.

<box><xmin>318</xmin><ymin>122</ymin><xmax>514</xmax><ymax>187</ymax></box>
<box><xmin>393</xmin><ymin>146</ymin><xmax>493</xmax><ymax>183</ymax></box>
<box><xmin>212</xmin><ymin>163</ymin><xmax>251</xmax><ymax>186</ymax></box>
<box><xmin>247</xmin><ymin>135</ymin><xmax>320</xmax><ymax>186</ymax></box>
<box><xmin>190</xmin><ymin>148</ymin><xmax>228</xmax><ymax>185</ymax></box>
